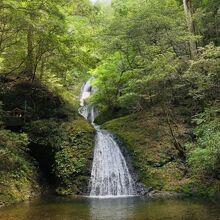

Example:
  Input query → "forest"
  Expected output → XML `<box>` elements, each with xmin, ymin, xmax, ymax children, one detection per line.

<box><xmin>0</xmin><ymin>0</ymin><xmax>220</xmax><ymax>212</ymax></box>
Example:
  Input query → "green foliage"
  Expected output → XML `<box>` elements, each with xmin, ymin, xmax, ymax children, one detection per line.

<box><xmin>91</xmin><ymin>52</ymin><xmax>123</xmax><ymax>109</ymax></box>
<box><xmin>104</xmin><ymin>109</ymin><xmax>190</xmax><ymax>191</ymax></box>
<box><xmin>0</xmin><ymin>129</ymin><xmax>29</xmax><ymax>150</ymax></box>
<box><xmin>0</xmin><ymin>0</ymin><xmax>220</xmax><ymax>200</ymax></box>
<box><xmin>0</xmin><ymin>0</ymin><xmax>97</xmax><ymax>196</ymax></box>
<box><xmin>194</xmin><ymin>0</ymin><xmax>220</xmax><ymax>45</ymax></box>
<box><xmin>90</xmin><ymin>0</ymin><xmax>192</xmax><ymax>112</ymax></box>
<box><xmin>187</xmin><ymin>107</ymin><xmax>220</xmax><ymax>178</ymax></box>
<box><xmin>0</xmin><ymin>0</ymin><xmax>97</xmax><ymax>87</ymax></box>
<box><xmin>26</xmin><ymin>118</ymin><xmax>95</xmax><ymax>195</ymax></box>
<box><xmin>0</xmin><ymin>129</ymin><xmax>40</xmax><ymax>205</ymax></box>
<box><xmin>89</xmin><ymin>0</ymin><xmax>219</xmax><ymax>116</ymax></box>
<box><xmin>184</xmin><ymin>44</ymin><xmax>220</xmax><ymax>107</ymax></box>
<box><xmin>89</xmin><ymin>0</ymin><xmax>220</xmax><ymax>195</ymax></box>
<box><xmin>26</xmin><ymin>120</ymin><xmax>65</xmax><ymax>149</ymax></box>
<box><xmin>52</xmin><ymin>123</ymin><xmax>94</xmax><ymax>195</ymax></box>
<box><xmin>0</xmin><ymin>129</ymin><xmax>32</xmax><ymax>179</ymax></box>
<box><xmin>54</xmin><ymin>148</ymin><xmax>87</xmax><ymax>179</ymax></box>
<box><xmin>53</xmin><ymin>135</ymin><xmax>93</xmax><ymax>195</ymax></box>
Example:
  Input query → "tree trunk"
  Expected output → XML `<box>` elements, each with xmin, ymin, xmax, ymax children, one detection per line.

<box><xmin>26</xmin><ymin>22</ymin><xmax>35</xmax><ymax>80</ymax></box>
<box><xmin>39</xmin><ymin>60</ymin><xmax>45</xmax><ymax>80</ymax></box>
<box><xmin>162</xmin><ymin>104</ymin><xmax>186</xmax><ymax>160</ymax></box>
<box><xmin>183</xmin><ymin>0</ymin><xmax>197</xmax><ymax>58</ymax></box>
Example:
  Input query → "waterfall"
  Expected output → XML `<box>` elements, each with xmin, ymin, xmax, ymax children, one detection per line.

<box><xmin>79</xmin><ymin>78</ymin><xmax>136</xmax><ymax>197</ymax></box>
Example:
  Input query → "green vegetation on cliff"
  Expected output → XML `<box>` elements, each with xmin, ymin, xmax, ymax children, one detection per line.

<box><xmin>27</xmin><ymin>118</ymin><xmax>95</xmax><ymax>195</ymax></box>
<box><xmin>0</xmin><ymin>128</ymin><xmax>41</xmax><ymax>206</ymax></box>
<box><xmin>104</xmin><ymin>107</ymin><xmax>220</xmax><ymax>195</ymax></box>
<box><xmin>0</xmin><ymin>102</ymin><xmax>40</xmax><ymax>206</ymax></box>
<box><xmin>0</xmin><ymin>0</ymin><xmax>98</xmax><ymax>206</ymax></box>
<box><xmin>104</xmin><ymin>108</ymin><xmax>190</xmax><ymax>192</ymax></box>
<box><xmin>0</xmin><ymin>76</ymin><xmax>95</xmax><ymax>205</ymax></box>
<box><xmin>0</xmin><ymin>0</ymin><xmax>220</xmax><ymax>205</ymax></box>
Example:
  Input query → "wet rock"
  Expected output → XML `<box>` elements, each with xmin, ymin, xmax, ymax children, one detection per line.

<box><xmin>147</xmin><ymin>190</ymin><xmax>186</xmax><ymax>199</ymax></box>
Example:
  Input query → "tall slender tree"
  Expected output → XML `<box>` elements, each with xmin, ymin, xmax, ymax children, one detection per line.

<box><xmin>183</xmin><ymin>0</ymin><xmax>197</xmax><ymax>58</ymax></box>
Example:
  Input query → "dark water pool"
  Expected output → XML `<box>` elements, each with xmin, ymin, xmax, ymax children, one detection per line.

<box><xmin>0</xmin><ymin>196</ymin><xmax>219</xmax><ymax>220</ymax></box>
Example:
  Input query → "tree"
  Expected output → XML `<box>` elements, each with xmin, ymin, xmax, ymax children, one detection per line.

<box><xmin>182</xmin><ymin>0</ymin><xmax>197</xmax><ymax>58</ymax></box>
<box><xmin>0</xmin><ymin>0</ymin><xmax>97</xmax><ymax>83</ymax></box>
<box><xmin>92</xmin><ymin>0</ymin><xmax>191</xmax><ymax>111</ymax></box>
<box><xmin>193</xmin><ymin>0</ymin><xmax>220</xmax><ymax>46</ymax></box>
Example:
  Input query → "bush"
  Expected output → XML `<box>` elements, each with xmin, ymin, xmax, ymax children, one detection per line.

<box><xmin>52</xmin><ymin>128</ymin><xmax>94</xmax><ymax>195</ymax></box>
<box><xmin>26</xmin><ymin>119</ymin><xmax>94</xmax><ymax>195</ymax></box>
<box><xmin>0</xmin><ymin>129</ymin><xmax>40</xmax><ymax>205</ymax></box>
<box><xmin>26</xmin><ymin>119</ymin><xmax>65</xmax><ymax>149</ymax></box>
<box><xmin>185</xmin><ymin>44</ymin><xmax>220</xmax><ymax>107</ymax></box>
<box><xmin>0</xmin><ymin>129</ymin><xmax>32</xmax><ymax>175</ymax></box>
<box><xmin>187</xmin><ymin>107</ymin><xmax>220</xmax><ymax>178</ymax></box>
<box><xmin>0</xmin><ymin>129</ymin><xmax>29</xmax><ymax>151</ymax></box>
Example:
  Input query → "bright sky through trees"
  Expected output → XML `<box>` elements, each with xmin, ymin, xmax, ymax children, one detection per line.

<box><xmin>91</xmin><ymin>0</ymin><xmax>111</xmax><ymax>5</ymax></box>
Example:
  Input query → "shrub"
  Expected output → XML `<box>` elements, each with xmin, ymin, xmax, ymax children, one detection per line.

<box><xmin>187</xmin><ymin>107</ymin><xmax>220</xmax><ymax>178</ymax></box>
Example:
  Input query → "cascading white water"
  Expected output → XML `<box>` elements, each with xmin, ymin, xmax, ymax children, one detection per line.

<box><xmin>79</xmin><ymin>78</ymin><xmax>97</xmax><ymax>123</ymax></box>
<box><xmin>79</xmin><ymin>78</ymin><xmax>136</xmax><ymax>198</ymax></box>
<box><xmin>90</xmin><ymin>130</ymin><xmax>135</xmax><ymax>197</ymax></box>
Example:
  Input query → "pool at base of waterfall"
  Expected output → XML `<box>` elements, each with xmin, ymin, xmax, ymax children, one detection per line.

<box><xmin>0</xmin><ymin>196</ymin><xmax>220</xmax><ymax>220</ymax></box>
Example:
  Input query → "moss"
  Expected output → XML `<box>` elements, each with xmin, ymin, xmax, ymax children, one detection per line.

<box><xmin>72</xmin><ymin>118</ymin><xmax>95</xmax><ymax>133</ymax></box>
<box><xmin>0</xmin><ymin>175</ymin><xmax>40</xmax><ymax>206</ymax></box>
<box><xmin>103</xmin><ymin>108</ymin><xmax>191</xmax><ymax>192</ymax></box>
